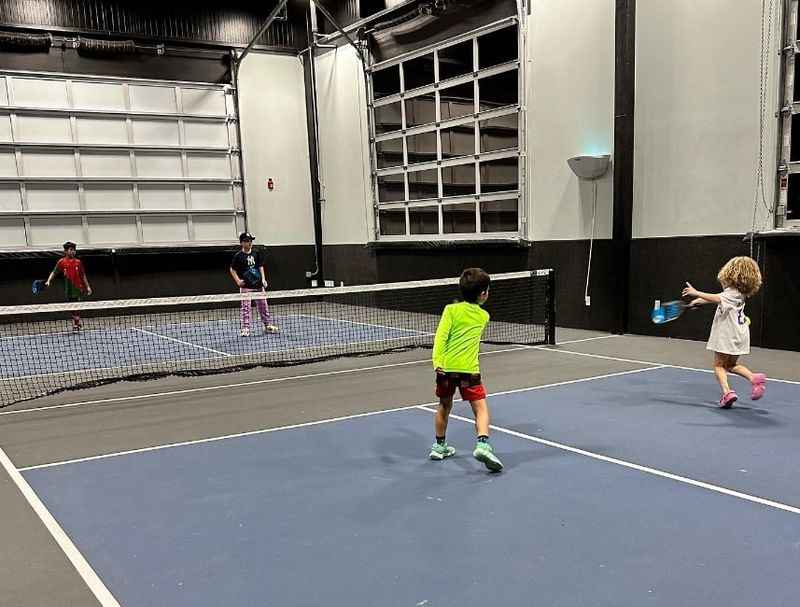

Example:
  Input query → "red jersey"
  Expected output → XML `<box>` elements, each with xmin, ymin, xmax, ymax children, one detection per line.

<box><xmin>54</xmin><ymin>257</ymin><xmax>87</xmax><ymax>297</ymax></box>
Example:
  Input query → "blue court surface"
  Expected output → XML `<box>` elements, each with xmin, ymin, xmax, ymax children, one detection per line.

<box><xmin>21</xmin><ymin>366</ymin><xmax>800</xmax><ymax>607</ymax></box>
<box><xmin>1</xmin><ymin>314</ymin><xmax>424</xmax><ymax>379</ymax></box>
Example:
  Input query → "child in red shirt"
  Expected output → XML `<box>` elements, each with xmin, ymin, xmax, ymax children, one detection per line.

<box><xmin>46</xmin><ymin>241</ymin><xmax>92</xmax><ymax>332</ymax></box>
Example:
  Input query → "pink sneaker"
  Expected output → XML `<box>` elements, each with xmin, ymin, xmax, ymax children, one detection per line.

<box><xmin>719</xmin><ymin>391</ymin><xmax>738</xmax><ymax>409</ymax></box>
<box><xmin>750</xmin><ymin>373</ymin><xmax>767</xmax><ymax>401</ymax></box>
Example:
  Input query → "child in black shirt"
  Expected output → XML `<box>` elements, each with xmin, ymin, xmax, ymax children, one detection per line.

<box><xmin>229</xmin><ymin>233</ymin><xmax>278</xmax><ymax>336</ymax></box>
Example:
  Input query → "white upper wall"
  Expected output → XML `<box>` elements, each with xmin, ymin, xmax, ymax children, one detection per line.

<box><xmin>634</xmin><ymin>0</ymin><xmax>780</xmax><ymax>238</ymax></box>
<box><xmin>315</xmin><ymin>45</ymin><xmax>374</xmax><ymax>245</ymax></box>
<box><xmin>528</xmin><ymin>0</ymin><xmax>615</xmax><ymax>241</ymax></box>
<box><xmin>237</xmin><ymin>52</ymin><xmax>315</xmax><ymax>246</ymax></box>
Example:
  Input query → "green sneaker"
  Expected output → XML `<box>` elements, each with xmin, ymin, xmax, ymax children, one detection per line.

<box><xmin>429</xmin><ymin>442</ymin><xmax>456</xmax><ymax>460</ymax></box>
<box><xmin>473</xmin><ymin>441</ymin><xmax>503</xmax><ymax>472</ymax></box>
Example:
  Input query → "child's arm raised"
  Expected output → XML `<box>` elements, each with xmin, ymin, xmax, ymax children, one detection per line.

<box><xmin>682</xmin><ymin>282</ymin><xmax>721</xmax><ymax>305</ymax></box>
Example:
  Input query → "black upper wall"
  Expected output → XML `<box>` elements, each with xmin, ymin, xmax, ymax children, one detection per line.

<box><xmin>0</xmin><ymin>0</ymin><xmax>304</xmax><ymax>50</ymax></box>
<box><xmin>0</xmin><ymin>46</ymin><xmax>234</xmax><ymax>82</ymax></box>
<box><xmin>0</xmin><ymin>0</ymin><xmax>314</xmax><ymax>81</ymax></box>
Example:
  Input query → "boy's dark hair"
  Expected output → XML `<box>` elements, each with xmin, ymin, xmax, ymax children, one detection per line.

<box><xmin>63</xmin><ymin>241</ymin><xmax>76</xmax><ymax>251</ymax></box>
<box><xmin>459</xmin><ymin>267</ymin><xmax>490</xmax><ymax>303</ymax></box>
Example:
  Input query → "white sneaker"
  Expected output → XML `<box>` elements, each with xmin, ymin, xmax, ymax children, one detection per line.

<box><xmin>240</xmin><ymin>327</ymin><xmax>250</xmax><ymax>337</ymax></box>
<box><xmin>264</xmin><ymin>324</ymin><xmax>279</xmax><ymax>333</ymax></box>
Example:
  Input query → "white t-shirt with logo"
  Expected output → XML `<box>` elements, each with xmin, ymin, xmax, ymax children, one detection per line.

<box><xmin>706</xmin><ymin>287</ymin><xmax>750</xmax><ymax>355</ymax></box>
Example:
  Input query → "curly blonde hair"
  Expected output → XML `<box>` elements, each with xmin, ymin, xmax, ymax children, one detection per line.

<box><xmin>717</xmin><ymin>256</ymin><xmax>762</xmax><ymax>297</ymax></box>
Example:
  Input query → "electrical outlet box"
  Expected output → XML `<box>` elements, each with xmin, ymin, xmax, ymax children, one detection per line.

<box><xmin>585</xmin><ymin>295</ymin><xmax>591</xmax><ymax>307</ymax></box>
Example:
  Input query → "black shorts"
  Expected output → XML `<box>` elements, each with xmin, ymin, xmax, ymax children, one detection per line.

<box><xmin>435</xmin><ymin>372</ymin><xmax>486</xmax><ymax>401</ymax></box>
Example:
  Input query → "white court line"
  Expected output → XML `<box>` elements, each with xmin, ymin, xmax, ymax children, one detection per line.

<box><xmin>554</xmin><ymin>334</ymin><xmax>622</xmax><ymax>346</ymax></box>
<box><xmin>426</xmin><ymin>409</ymin><xmax>800</xmax><ymax>516</ymax></box>
<box><xmin>131</xmin><ymin>327</ymin><xmax>232</xmax><ymax>358</ymax></box>
<box><xmin>0</xmin><ymin>446</ymin><xmax>121</xmax><ymax>606</ymax></box>
<box><xmin>17</xmin><ymin>365</ymin><xmax>664</xmax><ymax>470</ymax></box>
<box><xmin>294</xmin><ymin>313</ymin><xmax>432</xmax><ymax>336</ymax></box>
<box><xmin>532</xmin><ymin>346</ymin><xmax>800</xmax><ymax>385</ymax></box>
<box><xmin>0</xmin><ymin>328</ymin><xmax>76</xmax><ymax>341</ymax></box>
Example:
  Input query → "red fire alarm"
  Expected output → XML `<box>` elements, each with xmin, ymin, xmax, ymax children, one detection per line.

<box><xmin>267</xmin><ymin>178</ymin><xmax>274</xmax><ymax>191</ymax></box>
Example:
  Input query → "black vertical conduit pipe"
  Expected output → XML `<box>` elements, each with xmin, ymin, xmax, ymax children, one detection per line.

<box><xmin>612</xmin><ymin>0</ymin><xmax>636</xmax><ymax>334</ymax></box>
<box><xmin>303</xmin><ymin>2</ymin><xmax>325</xmax><ymax>286</ymax></box>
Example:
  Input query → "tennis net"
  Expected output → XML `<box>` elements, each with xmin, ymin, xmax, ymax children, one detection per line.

<box><xmin>0</xmin><ymin>269</ymin><xmax>555</xmax><ymax>407</ymax></box>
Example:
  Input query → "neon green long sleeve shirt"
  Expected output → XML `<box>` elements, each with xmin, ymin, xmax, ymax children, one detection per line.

<box><xmin>432</xmin><ymin>301</ymin><xmax>490</xmax><ymax>374</ymax></box>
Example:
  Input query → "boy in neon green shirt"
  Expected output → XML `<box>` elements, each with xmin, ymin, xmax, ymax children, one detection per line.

<box><xmin>430</xmin><ymin>268</ymin><xmax>503</xmax><ymax>472</ymax></box>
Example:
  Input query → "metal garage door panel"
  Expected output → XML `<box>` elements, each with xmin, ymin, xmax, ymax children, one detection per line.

<box><xmin>22</xmin><ymin>151</ymin><xmax>76</xmax><ymax>177</ymax></box>
<box><xmin>84</xmin><ymin>185</ymin><xmax>135</xmax><ymax>210</ymax></box>
<box><xmin>81</xmin><ymin>152</ymin><xmax>133</xmax><ymax>178</ymax></box>
<box><xmin>0</xmin><ymin>217</ymin><xmax>25</xmax><ymax>246</ymax></box>
<box><xmin>26</xmin><ymin>184</ymin><xmax>80</xmax><ymax>211</ymax></box>
<box><xmin>184</xmin><ymin>120</ymin><xmax>229</xmax><ymax>148</ymax></box>
<box><xmin>139</xmin><ymin>184</ymin><xmax>186</xmax><ymax>209</ymax></box>
<box><xmin>0</xmin><ymin>152</ymin><xmax>17</xmax><ymax>177</ymax></box>
<box><xmin>0</xmin><ymin>114</ymin><xmax>12</xmax><ymax>142</ymax></box>
<box><xmin>141</xmin><ymin>215</ymin><xmax>189</xmax><ymax>242</ymax></box>
<box><xmin>190</xmin><ymin>185</ymin><xmax>234</xmax><ymax>209</ymax></box>
<box><xmin>181</xmin><ymin>88</ymin><xmax>227</xmax><ymax>116</ymax></box>
<box><xmin>130</xmin><ymin>85</ymin><xmax>177</xmax><ymax>113</ymax></box>
<box><xmin>16</xmin><ymin>115</ymin><xmax>72</xmax><ymax>143</ymax></box>
<box><xmin>76</xmin><ymin>117</ymin><xmax>128</xmax><ymax>145</ymax></box>
<box><xmin>87</xmin><ymin>216</ymin><xmax>138</xmax><ymax>244</ymax></box>
<box><xmin>1</xmin><ymin>72</ymin><xmax>239</xmax><ymax>248</ymax></box>
<box><xmin>187</xmin><ymin>153</ymin><xmax>231</xmax><ymax>178</ymax></box>
<box><xmin>136</xmin><ymin>153</ymin><xmax>182</xmax><ymax>177</ymax></box>
<box><xmin>132</xmin><ymin>119</ymin><xmax>180</xmax><ymax>146</ymax></box>
<box><xmin>0</xmin><ymin>185</ymin><xmax>21</xmax><ymax>211</ymax></box>
<box><xmin>29</xmin><ymin>216</ymin><xmax>82</xmax><ymax>246</ymax></box>
<box><xmin>193</xmin><ymin>215</ymin><xmax>236</xmax><ymax>241</ymax></box>
<box><xmin>12</xmin><ymin>78</ymin><xmax>68</xmax><ymax>108</ymax></box>
<box><xmin>71</xmin><ymin>81</ymin><xmax>127</xmax><ymax>111</ymax></box>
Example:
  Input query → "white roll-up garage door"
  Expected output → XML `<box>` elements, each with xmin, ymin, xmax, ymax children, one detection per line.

<box><xmin>0</xmin><ymin>70</ymin><xmax>244</xmax><ymax>249</ymax></box>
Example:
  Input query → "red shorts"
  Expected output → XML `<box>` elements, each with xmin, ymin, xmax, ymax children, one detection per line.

<box><xmin>435</xmin><ymin>372</ymin><xmax>487</xmax><ymax>402</ymax></box>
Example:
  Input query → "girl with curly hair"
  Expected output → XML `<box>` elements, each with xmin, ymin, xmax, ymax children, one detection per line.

<box><xmin>682</xmin><ymin>257</ymin><xmax>765</xmax><ymax>409</ymax></box>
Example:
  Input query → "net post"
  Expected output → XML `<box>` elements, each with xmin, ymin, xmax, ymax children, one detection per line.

<box><xmin>546</xmin><ymin>269</ymin><xmax>556</xmax><ymax>345</ymax></box>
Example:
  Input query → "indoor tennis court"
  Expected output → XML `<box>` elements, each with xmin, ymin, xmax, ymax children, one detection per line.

<box><xmin>2</xmin><ymin>334</ymin><xmax>799</xmax><ymax>606</ymax></box>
